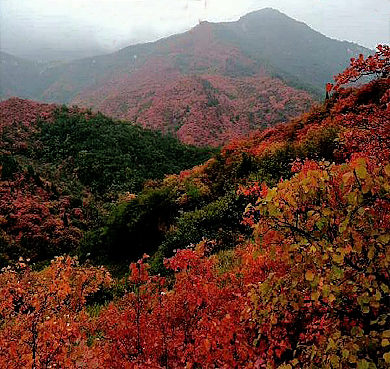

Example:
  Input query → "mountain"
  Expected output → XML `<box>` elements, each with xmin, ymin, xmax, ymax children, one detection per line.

<box><xmin>218</xmin><ymin>9</ymin><xmax>371</xmax><ymax>91</ymax></box>
<box><xmin>0</xmin><ymin>8</ymin><xmax>371</xmax><ymax>146</ymax></box>
<box><xmin>0</xmin><ymin>52</ymin><xmax>45</xmax><ymax>99</ymax></box>
<box><xmin>0</xmin><ymin>49</ymin><xmax>388</xmax><ymax>368</ymax></box>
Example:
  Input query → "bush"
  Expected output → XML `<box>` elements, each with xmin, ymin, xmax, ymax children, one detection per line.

<box><xmin>151</xmin><ymin>193</ymin><xmax>250</xmax><ymax>274</ymax></box>
<box><xmin>79</xmin><ymin>187</ymin><xmax>178</xmax><ymax>270</ymax></box>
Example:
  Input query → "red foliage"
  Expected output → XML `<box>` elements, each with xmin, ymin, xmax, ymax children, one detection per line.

<box><xmin>0</xmin><ymin>256</ymin><xmax>111</xmax><ymax>368</ymax></box>
<box><xmin>92</xmin><ymin>242</ymin><xmax>268</xmax><ymax>368</ymax></box>
<box><xmin>73</xmin><ymin>71</ymin><xmax>313</xmax><ymax>147</ymax></box>
<box><xmin>333</xmin><ymin>44</ymin><xmax>390</xmax><ymax>89</ymax></box>
<box><xmin>70</xmin><ymin>24</ymin><xmax>313</xmax><ymax>147</ymax></box>
<box><xmin>0</xmin><ymin>47</ymin><xmax>389</xmax><ymax>368</ymax></box>
<box><xmin>221</xmin><ymin>78</ymin><xmax>390</xmax><ymax>169</ymax></box>
<box><xmin>0</xmin><ymin>98</ymin><xmax>55</xmax><ymax>150</ymax></box>
<box><xmin>0</xmin><ymin>99</ymin><xmax>95</xmax><ymax>262</ymax></box>
<box><xmin>0</xmin><ymin>172</ymin><xmax>83</xmax><ymax>261</ymax></box>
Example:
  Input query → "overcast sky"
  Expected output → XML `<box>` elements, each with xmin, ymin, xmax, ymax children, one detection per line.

<box><xmin>1</xmin><ymin>0</ymin><xmax>389</xmax><ymax>61</ymax></box>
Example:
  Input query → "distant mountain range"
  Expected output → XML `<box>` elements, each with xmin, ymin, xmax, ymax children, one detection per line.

<box><xmin>0</xmin><ymin>8</ymin><xmax>371</xmax><ymax>146</ymax></box>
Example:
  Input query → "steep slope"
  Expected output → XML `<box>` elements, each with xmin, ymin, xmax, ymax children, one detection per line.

<box><xmin>217</xmin><ymin>8</ymin><xmax>370</xmax><ymax>92</ymax></box>
<box><xmin>73</xmin><ymin>71</ymin><xmax>313</xmax><ymax>147</ymax></box>
<box><xmin>1</xmin><ymin>9</ymin><xmax>371</xmax><ymax>146</ymax></box>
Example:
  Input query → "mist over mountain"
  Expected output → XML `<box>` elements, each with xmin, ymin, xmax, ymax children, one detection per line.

<box><xmin>1</xmin><ymin>8</ymin><xmax>372</xmax><ymax>146</ymax></box>
<box><xmin>1</xmin><ymin>0</ymin><xmax>387</xmax><ymax>62</ymax></box>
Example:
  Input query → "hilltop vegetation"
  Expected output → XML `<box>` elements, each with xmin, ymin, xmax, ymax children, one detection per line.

<box><xmin>0</xmin><ymin>46</ymin><xmax>389</xmax><ymax>368</ymax></box>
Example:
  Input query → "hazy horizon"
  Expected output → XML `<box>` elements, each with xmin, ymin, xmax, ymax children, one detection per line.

<box><xmin>1</xmin><ymin>0</ymin><xmax>389</xmax><ymax>62</ymax></box>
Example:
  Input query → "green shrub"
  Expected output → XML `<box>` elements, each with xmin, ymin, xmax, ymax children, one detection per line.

<box><xmin>79</xmin><ymin>187</ymin><xmax>178</xmax><ymax>270</ymax></box>
<box><xmin>150</xmin><ymin>193</ymin><xmax>249</xmax><ymax>274</ymax></box>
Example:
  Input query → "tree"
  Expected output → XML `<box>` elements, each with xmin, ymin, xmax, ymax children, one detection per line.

<box><xmin>0</xmin><ymin>256</ymin><xmax>111</xmax><ymax>368</ymax></box>
<box><xmin>328</xmin><ymin>45</ymin><xmax>390</xmax><ymax>91</ymax></box>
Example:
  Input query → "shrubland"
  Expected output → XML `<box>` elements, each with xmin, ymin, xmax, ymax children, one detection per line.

<box><xmin>0</xmin><ymin>46</ymin><xmax>389</xmax><ymax>367</ymax></box>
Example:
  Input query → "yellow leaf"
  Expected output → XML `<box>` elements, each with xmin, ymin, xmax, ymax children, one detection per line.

<box><xmin>330</xmin><ymin>354</ymin><xmax>340</xmax><ymax>368</ymax></box>
<box><xmin>268</xmin><ymin>203</ymin><xmax>280</xmax><ymax>217</ymax></box>
<box><xmin>305</xmin><ymin>270</ymin><xmax>315</xmax><ymax>281</ymax></box>
<box><xmin>367</xmin><ymin>247</ymin><xmax>375</xmax><ymax>260</ymax></box>
<box><xmin>309</xmin><ymin>245</ymin><xmax>317</xmax><ymax>253</ymax></box>
<box><xmin>311</xmin><ymin>291</ymin><xmax>320</xmax><ymax>301</ymax></box>
<box><xmin>356</xmin><ymin>157</ymin><xmax>366</xmax><ymax>167</ymax></box>
<box><xmin>381</xmin><ymin>284</ymin><xmax>389</xmax><ymax>294</ymax></box>
<box><xmin>357</xmin><ymin>359</ymin><xmax>369</xmax><ymax>369</ymax></box>
<box><xmin>362</xmin><ymin>182</ymin><xmax>371</xmax><ymax>194</ymax></box>
<box><xmin>378</xmin><ymin>234</ymin><xmax>390</xmax><ymax>245</ymax></box>
<box><xmin>342</xmin><ymin>171</ymin><xmax>354</xmax><ymax>184</ymax></box>
<box><xmin>384</xmin><ymin>164</ymin><xmax>390</xmax><ymax>177</ymax></box>
<box><xmin>332</xmin><ymin>253</ymin><xmax>344</xmax><ymax>264</ymax></box>
<box><xmin>356</xmin><ymin>166</ymin><xmax>367</xmax><ymax>179</ymax></box>
<box><xmin>349</xmin><ymin>354</ymin><xmax>357</xmax><ymax>363</ymax></box>
<box><xmin>383</xmin><ymin>352</ymin><xmax>390</xmax><ymax>363</ymax></box>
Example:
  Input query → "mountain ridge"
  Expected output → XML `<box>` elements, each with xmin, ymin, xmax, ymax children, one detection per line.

<box><xmin>1</xmin><ymin>8</ymin><xmax>372</xmax><ymax>146</ymax></box>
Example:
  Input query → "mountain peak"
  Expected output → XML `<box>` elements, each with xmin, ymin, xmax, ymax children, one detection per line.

<box><xmin>1</xmin><ymin>9</ymin><xmax>371</xmax><ymax>147</ymax></box>
<box><xmin>239</xmin><ymin>7</ymin><xmax>291</xmax><ymax>21</ymax></box>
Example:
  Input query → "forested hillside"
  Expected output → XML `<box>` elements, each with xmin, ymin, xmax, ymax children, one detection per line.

<box><xmin>0</xmin><ymin>45</ymin><xmax>388</xmax><ymax>367</ymax></box>
<box><xmin>1</xmin><ymin>8</ymin><xmax>370</xmax><ymax>146</ymax></box>
<box><xmin>0</xmin><ymin>98</ymin><xmax>214</xmax><ymax>266</ymax></box>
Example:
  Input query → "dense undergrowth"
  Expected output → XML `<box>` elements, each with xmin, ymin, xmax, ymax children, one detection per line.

<box><xmin>0</xmin><ymin>45</ymin><xmax>389</xmax><ymax>368</ymax></box>
<box><xmin>0</xmin><ymin>101</ymin><xmax>215</xmax><ymax>266</ymax></box>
